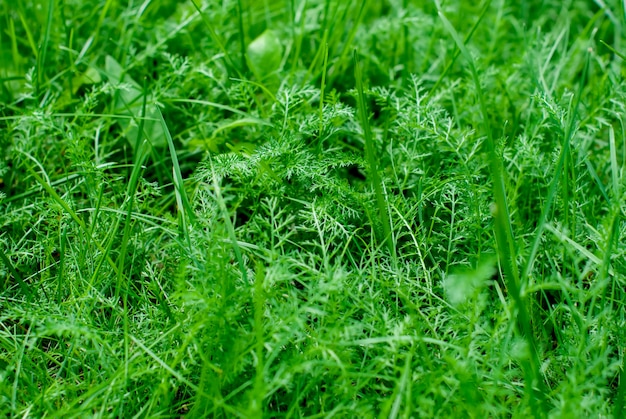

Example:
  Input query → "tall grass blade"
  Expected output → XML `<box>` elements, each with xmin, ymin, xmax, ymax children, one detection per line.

<box><xmin>157</xmin><ymin>108</ymin><xmax>196</xmax><ymax>246</ymax></box>
<box><xmin>250</xmin><ymin>260</ymin><xmax>266</xmax><ymax>416</ymax></box>
<box><xmin>354</xmin><ymin>50</ymin><xmax>395</xmax><ymax>260</ymax></box>
<box><xmin>437</xmin><ymin>5</ymin><xmax>547</xmax><ymax>412</ymax></box>
<box><xmin>208</xmin><ymin>156</ymin><xmax>248</xmax><ymax>286</ymax></box>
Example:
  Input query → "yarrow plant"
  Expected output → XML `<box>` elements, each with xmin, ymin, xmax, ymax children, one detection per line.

<box><xmin>1</xmin><ymin>0</ymin><xmax>625</xmax><ymax>417</ymax></box>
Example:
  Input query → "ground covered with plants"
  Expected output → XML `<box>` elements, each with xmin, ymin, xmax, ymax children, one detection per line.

<box><xmin>1</xmin><ymin>0</ymin><xmax>625</xmax><ymax>417</ymax></box>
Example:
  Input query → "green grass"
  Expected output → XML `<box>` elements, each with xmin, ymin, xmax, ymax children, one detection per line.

<box><xmin>1</xmin><ymin>0</ymin><xmax>625</xmax><ymax>417</ymax></box>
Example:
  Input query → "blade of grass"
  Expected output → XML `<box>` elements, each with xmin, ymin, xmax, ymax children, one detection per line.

<box><xmin>609</xmin><ymin>125</ymin><xmax>619</xmax><ymax>199</ymax></box>
<box><xmin>354</xmin><ymin>49</ymin><xmax>396</xmax><ymax>262</ymax></box>
<box><xmin>3</xmin><ymin>172</ymin><xmax>82</xmax><ymax>205</ymax></box>
<box><xmin>327</xmin><ymin>2</ymin><xmax>368</xmax><ymax>86</ymax></box>
<box><xmin>589</xmin><ymin>124</ymin><xmax>622</xmax><ymax>317</ymax></box>
<box><xmin>600</xmin><ymin>40</ymin><xmax>626</xmax><ymax>61</ymax></box>
<box><xmin>8</xmin><ymin>17</ymin><xmax>22</xmax><ymax>71</ymax></box>
<box><xmin>11</xmin><ymin>326</ymin><xmax>31</xmax><ymax>413</ymax></box>
<box><xmin>317</xmin><ymin>40</ymin><xmax>329</xmax><ymax>151</ymax></box>
<box><xmin>116</xmin><ymin>86</ymin><xmax>153</xmax><ymax>401</ymax></box>
<box><xmin>250</xmin><ymin>260</ymin><xmax>266</xmax><ymax>416</ymax></box>
<box><xmin>92</xmin><ymin>0</ymin><xmax>114</xmax><ymax>46</ymax></box>
<box><xmin>304</xmin><ymin>0</ymin><xmax>335</xmax><ymax>79</ymax></box>
<box><xmin>437</xmin><ymin>4</ymin><xmax>547</xmax><ymax>412</ymax></box>
<box><xmin>167</xmin><ymin>98</ymin><xmax>274</xmax><ymax>123</ymax></box>
<box><xmin>615</xmin><ymin>355</ymin><xmax>626</xmax><ymax>419</ymax></box>
<box><xmin>116</xmin><ymin>79</ymin><xmax>152</xmax><ymax>301</ymax></box>
<box><xmin>208</xmin><ymin>155</ymin><xmax>248</xmax><ymax>286</ymax></box>
<box><xmin>156</xmin><ymin>107</ymin><xmax>196</xmax><ymax>249</ymax></box>
<box><xmin>36</xmin><ymin>0</ymin><xmax>54</xmax><ymax>96</ymax></box>
<box><xmin>189</xmin><ymin>0</ymin><xmax>242</xmax><ymax>77</ymax></box>
<box><xmin>584</xmin><ymin>159</ymin><xmax>611</xmax><ymax>205</ymax></box>
<box><xmin>288</xmin><ymin>0</ymin><xmax>308</xmax><ymax>80</ymax></box>
<box><xmin>426</xmin><ymin>0</ymin><xmax>492</xmax><ymax>101</ymax></box>
<box><xmin>16</xmin><ymin>7</ymin><xmax>38</xmax><ymax>61</ymax></box>
<box><xmin>520</xmin><ymin>53</ymin><xmax>589</xmax><ymax>289</ymax></box>
<box><xmin>236</xmin><ymin>0</ymin><xmax>247</xmax><ymax>73</ymax></box>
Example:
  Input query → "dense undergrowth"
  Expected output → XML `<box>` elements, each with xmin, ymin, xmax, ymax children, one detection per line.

<box><xmin>1</xmin><ymin>0</ymin><xmax>625</xmax><ymax>417</ymax></box>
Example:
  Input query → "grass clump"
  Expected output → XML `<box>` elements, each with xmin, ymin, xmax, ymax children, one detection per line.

<box><xmin>1</xmin><ymin>0</ymin><xmax>625</xmax><ymax>417</ymax></box>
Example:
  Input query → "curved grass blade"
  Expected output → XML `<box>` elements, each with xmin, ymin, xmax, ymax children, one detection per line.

<box><xmin>156</xmin><ymin>107</ymin><xmax>196</xmax><ymax>245</ymax></box>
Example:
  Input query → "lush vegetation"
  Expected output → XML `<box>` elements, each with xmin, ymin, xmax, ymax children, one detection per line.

<box><xmin>1</xmin><ymin>0</ymin><xmax>625</xmax><ymax>417</ymax></box>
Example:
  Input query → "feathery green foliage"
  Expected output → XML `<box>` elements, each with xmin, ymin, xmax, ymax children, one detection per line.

<box><xmin>1</xmin><ymin>0</ymin><xmax>625</xmax><ymax>417</ymax></box>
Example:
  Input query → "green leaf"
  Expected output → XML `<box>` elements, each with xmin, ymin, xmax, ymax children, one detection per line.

<box><xmin>246</xmin><ymin>30</ymin><xmax>283</xmax><ymax>80</ymax></box>
<box><xmin>443</xmin><ymin>257</ymin><xmax>496</xmax><ymax>307</ymax></box>
<box><xmin>103</xmin><ymin>55</ymin><xmax>166</xmax><ymax>150</ymax></box>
